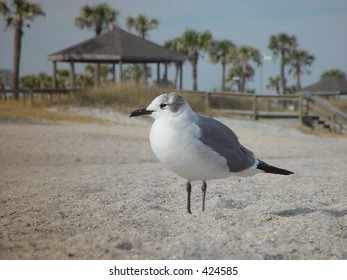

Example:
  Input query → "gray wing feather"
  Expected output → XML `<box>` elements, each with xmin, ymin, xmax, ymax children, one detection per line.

<box><xmin>196</xmin><ymin>115</ymin><xmax>255</xmax><ymax>172</ymax></box>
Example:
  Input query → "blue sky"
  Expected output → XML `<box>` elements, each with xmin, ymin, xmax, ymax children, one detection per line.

<box><xmin>0</xmin><ymin>0</ymin><xmax>346</xmax><ymax>92</ymax></box>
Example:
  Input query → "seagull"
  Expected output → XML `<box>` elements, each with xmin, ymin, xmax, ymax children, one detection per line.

<box><xmin>130</xmin><ymin>92</ymin><xmax>293</xmax><ymax>214</ymax></box>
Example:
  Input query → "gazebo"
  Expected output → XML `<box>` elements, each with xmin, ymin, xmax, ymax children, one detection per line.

<box><xmin>298</xmin><ymin>77</ymin><xmax>347</xmax><ymax>96</ymax></box>
<box><xmin>48</xmin><ymin>27</ymin><xmax>186</xmax><ymax>89</ymax></box>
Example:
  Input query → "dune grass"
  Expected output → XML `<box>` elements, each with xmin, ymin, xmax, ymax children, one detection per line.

<box><xmin>0</xmin><ymin>84</ymin><xmax>207</xmax><ymax>123</ymax></box>
<box><xmin>0</xmin><ymin>100</ymin><xmax>104</xmax><ymax>123</ymax></box>
<box><xmin>75</xmin><ymin>84</ymin><xmax>160</xmax><ymax>109</ymax></box>
<box><xmin>1</xmin><ymin>83</ymin><xmax>345</xmax><ymax>126</ymax></box>
<box><xmin>75</xmin><ymin>83</ymin><xmax>207</xmax><ymax>113</ymax></box>
<box><xmin>329</xmin><ymin>98</ymin><xmax>347</xmax><ymax>113</ymax></box>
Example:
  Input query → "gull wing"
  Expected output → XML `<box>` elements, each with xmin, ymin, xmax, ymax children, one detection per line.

<box><xmin>196</xmin><ymin>115</ymin><xmax>256</xmax><ymax>172</ymax></box>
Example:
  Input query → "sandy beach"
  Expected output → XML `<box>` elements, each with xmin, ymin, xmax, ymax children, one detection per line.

<box><xmin>0</xmin><ymin>107</ymin><xmax>346</xmax><ymax>259</ymax></box>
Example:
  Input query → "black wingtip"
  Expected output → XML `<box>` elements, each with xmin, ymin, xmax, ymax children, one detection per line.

<box><xmin>257</xmin><ymin>160</ymin><xmax>294</xmax><ymax>175</ymax></box>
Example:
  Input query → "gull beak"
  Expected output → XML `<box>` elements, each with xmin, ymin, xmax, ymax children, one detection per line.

<box><xmin>130</xmin><ymin>108</ymin><xmax>153</xmax><ymax>117</ymax></box>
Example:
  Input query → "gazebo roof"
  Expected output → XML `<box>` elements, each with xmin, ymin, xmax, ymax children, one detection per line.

<box><xmin>298</xmin><ymin>77</ymin><xmax>347</xmax><ymax>95</ymax></box>
<box><xmin>48</xmin><ymin>26</ymin><xmax>186</xmax><ymax>64</ymax></box>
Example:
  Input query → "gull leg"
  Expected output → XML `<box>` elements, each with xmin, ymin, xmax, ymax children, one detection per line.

<box><xmin>186</xmin><ymin>181</ymin><xmax>192</xmax><ymax>214</ymax></box>
<box><xmin>201</xmin><ymin>181</ymin><xmax>207</xmax><ymax>211</ymax></box>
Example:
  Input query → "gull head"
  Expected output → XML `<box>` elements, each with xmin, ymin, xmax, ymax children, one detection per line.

<box><xmin>130</xmin><ymin>92</ymin><xmax>189</xmax><ymax>119</ymax></box>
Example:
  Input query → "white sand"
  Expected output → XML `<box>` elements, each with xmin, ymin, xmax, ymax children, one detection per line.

<box><xmin>0</xmin><ymin>107</ymin><xmax>346</xmax><ymax>259</ymax></box>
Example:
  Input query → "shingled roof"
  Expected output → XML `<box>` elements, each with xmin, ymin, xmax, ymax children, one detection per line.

<box><xmin>298</xmin><ymin>77</ymin><xmax>347</xmax><ymax>95</ymax></box>
<box><xmin>48</xmin><ymin>27</ymin><xmax>186</xmax><ymax>64</ymax></box>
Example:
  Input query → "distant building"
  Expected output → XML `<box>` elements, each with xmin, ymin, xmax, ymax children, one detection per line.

<box><xmin>48</xmin><ymin>27</ymin><xmax>186</xmax><ymax>89</ymax></box>
<box><xmin>297</xmin><ymin>77</ymin><xmax>347</xmax><ymax>97</ymax></box>
<box><xmin>0</xmin><ymin>69</ymin><xmax>13</xmax><ymax>88</ymax></box>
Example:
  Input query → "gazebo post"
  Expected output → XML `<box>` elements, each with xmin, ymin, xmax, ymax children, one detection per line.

<box><xmin>162</xmin><ymin>63</ymin><xmax>168</xmax><ymax>87</ymax></box>
<box><xmin>52</xmin><ymin>61</ymin><xmax>57</xmax><ymax>89</ymax></box>
<box><xmin>94</xmin><ymin>63</ymin><xmax>100</xmax><ymax>88</ymax></box>
<box><xmin>118</xmin><ymin>61</ymin><xmax>123</xmax><ymax>84</ymax></box>
<box><xmin>179</xmin><ymin>62</ymin><xmax>183</xmax><ymax>90</ymax></box>
<box><xmin>112</xmin><ymin>63</ymin><xmax>116</xmax><ymax>84</ymax></box>
<box><xmin>69</xmin><ymin>61</ymin><xmax>75</xmax><ymax>89</ymax></box>
<box><xmin>164</xmin><ymin>63</ymin><xmax>168</xmax><ymax>80</ymax></box>
<box><xmin>157</xmin><ymin>62</ymin><xmax>161</xmax><ymax>85</ymax></box>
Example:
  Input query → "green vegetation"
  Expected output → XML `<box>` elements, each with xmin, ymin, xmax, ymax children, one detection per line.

<box><xmin>74</xmin><ymin>2</ymin><xmax>118</xmax><ymax>36</ymax></box>
<box><xmin>227</xmin><ymin>46</ymin><xmax>261</xmax><ymax>93</ymax></box>
<box><xmin>1</xmin><ymin>1</ymin><xmax>344</xmax><ymax>96</ymax></box>
<box><xmin>0</xmin><ymin>0</ymin><xmax>45</xmax><ymax>94</ymax></box>
<box><xmin>288</xmin><ymin>49</ymin><xmax>315</xmax><ymax>90</ymax></box>
<box><xmin>320</xmin><ymin>69</ymin><xmax>346</xmax><ymax>80</ymax></box>
<box><xmin>126</xmin><ymin>14</ymin><xmax>159</xmax><ymax>85</ymax></box>
<box><xmin>126</xmin><ymin>14</ymin><xmax>159</xmax><ymax>39</ymax></box>
<box><xmin>165</xmin><ymin>29</ymin><xmax>213</xmax><ymax>91</ymax></box>
<box><xmin>268</xmin><ymin>33</ymin><xmax>297</xmax><ymax>95</ymax></box>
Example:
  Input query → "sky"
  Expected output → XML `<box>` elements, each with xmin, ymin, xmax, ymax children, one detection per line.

<box><xmin>0</xmin><ymin>0</ymin><xmax>346</xmax><ymax>92</ymax></box>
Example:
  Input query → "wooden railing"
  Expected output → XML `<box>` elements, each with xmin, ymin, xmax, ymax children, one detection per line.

<box><xmin>2</xmin><ymin>87</ymin><xmax>346</xmax><ymax>133</ymax></box>
<box><xmin>180</xmin><ymin>90</ymin><xmax>347</xmax><ymax>133</ymax></box>
<box><xmin>304</xmin><ymin>95</ymin><xmax>347</xmax><ymax>133</ymax></box>
<box><xmin>1</xmin><ymin>88</ymin><xmax>80</xmax><ymax>104</ymax></box>
<box><xmin>180</xmin><ymin>90</ymin><xmax>302</xmax><ymax>120</ymax></box>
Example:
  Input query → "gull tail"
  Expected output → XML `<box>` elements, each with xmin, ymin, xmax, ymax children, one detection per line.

<box><xmin>256</xmin><ymin>160</ymin><xmax>293</xmax><ymax>175</ymax></box>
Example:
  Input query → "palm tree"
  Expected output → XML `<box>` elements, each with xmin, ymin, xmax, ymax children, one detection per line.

<box><xmin>320</xmin><ymin>69</ymin><xmax>346</xmax><ymax>80</ymax></box>
<box><xmin>20</xmin><ymin>74</ymin><xmax>39</xmax><ymax>89</ymax></box>
<box><xmin>122</xmin><ymin>64</ymin><xmax>152</xmax><ymax>84</ymax></box>
<box><xmin>57</xmin><ymin>69</ymin><xmax>69</xmax><ymax>88</ymax></box>
<box><xmin>126</xmin><ymin>14</ymin><xmax>159</xmax><ymax>39</ymax></box>
<box><xmin>84</xmin><ymin>64</ymin><xmax>113</xmax><ymax>86</ymax></box>
<box><xmin>227</xmin><ymin>64</ymin><xmax>255</xmax><ymax>92</ymax></box>
<box><xmin>164</xmin><ymin>38</ymin><xmax>182</xmax><ymax>88</ymax></box>
<box><xmin>226</xmin><ymin>46</ymin><xmax>261</xmax><ymax>93</ymax></box>
<box><xmin>226</xmin><ymin>51</ymin><xmax>242</xmax><ymax>92</ymax></box>
<box><xmin>38</xmin><ymin>72</ymin><xmax>50</xmax><ymax>88</ymax></box>
<box><xmin>123</xmin><ymin>65</ymin><xmax>142</xmax><ymax>84</ymax></box>
<box><xmin>268</xmin><ymin>33</ymin><xmax>297</xmax><ymax>95</ymax></box>
<box><xmin>75</xmin><ymin>3</ymin><xmax>118</xmax><ymax>88</ymax></box>
<box><xmin>237</xmin><ymin>46</ymin><xmax>261</xmax><ymax>93</ymax></box>
<box><xmin>126</xmin><ymin>14</ymin><xmax>159</xmax><ymax>84</ymax></box>
<box><xmin>286</xmin><ymin>85</ymin><xmax>297</xmax><ymax>94</ymax></box>
<box><xmin>288</xmin><ymin>49</ymin><xmax>314</xmax><ymax>90</ymax></box>
<box><xmin>267</xmin><ymin>76</ymin><xmax>281</xmax><ymax>95</ymax></box>
<box><xmin>209</xmin><ymin>40</ymin><xmax>235</xmax><ymax>91</ymax></box>
<box><xmin>75</xmin><ymin>3</ymin><xmax>118</xmax><ymax>36</ymax></box>
<box><xmin>76</xmin><ymin>74</ymin><xmax>93</xmax><ymax>88</ymax></box>
<box><xmin>176</xmin><ymin>29</ymin><xmax>213</xmax><ymax>91</ymax></box>
<box><xmin>84</xmin><ymin>64</ymin><xmax>95</xmax><ymax>76</ymax></box>
<box><xmin>0</xmin><ymin>0</ymin><xmax>45</xmax><ymax>96</ymax></box>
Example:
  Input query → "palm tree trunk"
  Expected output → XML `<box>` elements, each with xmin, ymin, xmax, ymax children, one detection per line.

<box><xmin>295</xmin><ymin>67</ymin><xmax>301</xmax><ymax>90</ymax></box>
<box><xmin>236</xmin><ymin>81</ymin><xmax>241</xmax><ymax>93</ymax></box>
<box><xmin>240</xmin><ymin>76</ymin><xmax>246</xmax><ymax>93</ymax></box>
<box><xmin>93</xmin><ymin>31</ymin><xmax>102</xmax><ymax>88</ymax></box>
<box><xmin>94</xmin><ymin>64</ymin><xmax>100</xmax><ymax>88</ymax></box>
<box><xmin>192</xmin><ymin>60</ymin><xmax>198</xmax><ymax>91</ymax></box>
<box><xmin>221</xmin><ymin>61</ymin><xmax>226</xmax><ymax>91</ymax></box>
<box><xmin>280</xmin><ymin>51</ymin><xmax>287</xmax><ymax>107</ymax></box>
<box><xmin>13</xmin><ymin>17</ymin><xmax>22</xmax><ymax>97</ymax></box>
<box><xmin>280</xmin><ymin>53</ymin><xmax>286</xmax><ymax>95</ymax></box>
<box><xmin>276</xmin><ymin>84</ymin><xmax>280</xmax><ymax>95</ymax></box>
<box><xmin>141</xmin><ymin>63</ymin><xmax>148</xmax><ymax>84</ymax></box>
<box><xmin>241</xmin><ymin>61</ymin><xmax>247</xmax><ymax>93</ymax></box>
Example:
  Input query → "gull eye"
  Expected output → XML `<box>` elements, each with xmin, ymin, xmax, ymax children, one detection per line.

<box><xmin>160</xmin><ymin>102</ymin><xmax>168</xmax><ymax>109</ymax></box>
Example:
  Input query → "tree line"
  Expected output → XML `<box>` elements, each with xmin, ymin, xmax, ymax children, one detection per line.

<box><xmin>1</xmin><ymin>0</ymin><xmax>345</xmax><ymax>96</ymax></box>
